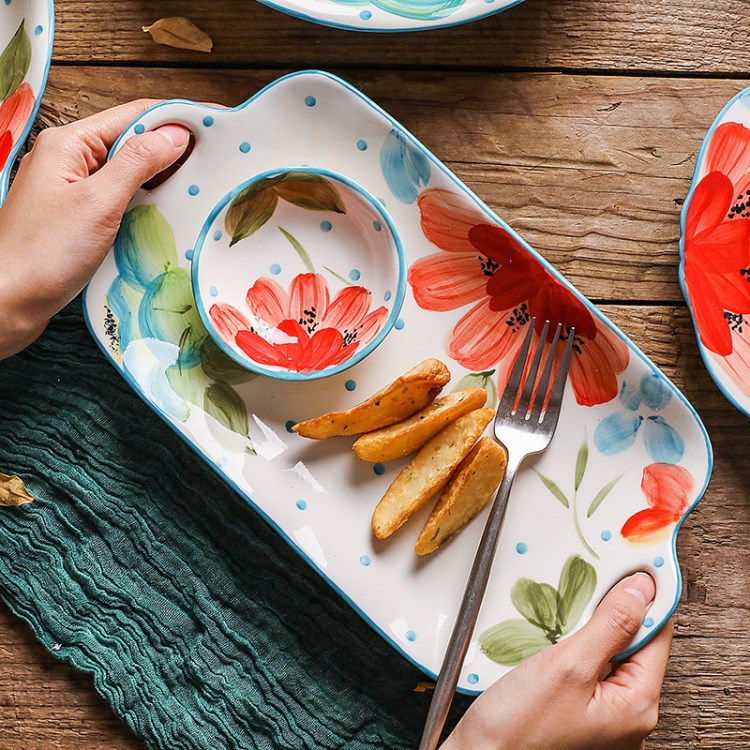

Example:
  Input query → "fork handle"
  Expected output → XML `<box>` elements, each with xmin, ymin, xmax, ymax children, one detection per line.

<box><xmin>418</xmin><ymin>453</ymin><xmax>524</xmax><ymax>750</ymax></box>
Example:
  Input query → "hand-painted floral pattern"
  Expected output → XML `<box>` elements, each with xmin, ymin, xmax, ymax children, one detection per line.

<box><xmin>380</xmin><ymin>129</ymin><xmax>431</xmax><ymax>203</ymax></box>
<box><xmin>330</xmin><ymin>0</ymin><xmax>466</xmax><ymax>21</ymax></box>
<box><xmin>683</xmin><ymin>121</ymin><xmax>750</xmax><ymax>397</ymax></box>
<box><xmin>209</xmin><ymin>273</ymin><xmax>388</xmax><ymax>372</ymax></box>
<box><xmin>620</xmin><ymin>464</ymin><xmax>694</xmax><ymax>544</ymax></box>
<box><xmin>408</xmin><ymin>188</ymin><xmax>629</xmax><ymax>406</ymax></box>
<box><xmin>0</xmin><ymin>21</ymin><xmax>33</xmax><ymax>174</ymax></box>
<box><xmin>594</xmin><ymin>372</ymin><xmax>685</xmax><ymax>463</ymax></box>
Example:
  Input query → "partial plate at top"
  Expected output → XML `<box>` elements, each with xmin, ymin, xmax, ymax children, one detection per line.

<box><xmin>0</xmin><ymin>0</ymin><xmax>53</xmax><ymax>203</ymax></box>
<box><xmin>85</xmin><ymin>71</ymin><xmax>712</xmax><ymax>693</ymax></box>
<box><xmin>254</xmin><ymin>0</ymin><xmax>525</xmax><ymax>32</ymax></box>
<box><xmin>680</xmin><ymin>86</ymin><xmax>750</xmax><ymax>418</ymax></box>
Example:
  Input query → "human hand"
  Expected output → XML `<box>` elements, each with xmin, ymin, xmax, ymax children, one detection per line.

<box><xmin>443</xmin><ymin>573</ymin><xmax>672</xmax><ymax>750</ymax></box>
<box><xmin>0</xmin><ymin>100</ymin><xmax>190</xmax><ymax>358</ymax></box>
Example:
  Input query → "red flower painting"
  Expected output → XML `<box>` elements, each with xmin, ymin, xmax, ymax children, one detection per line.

<box><xmin>209</xmin><ymin>273</ymin><xmax>388</xmax><ymax>372</ymax></box>
<box><xmin>408</xmin><ymin>189</ymin><xmax>629</xmax><ymax>407</ymax></box>
<box><xmin>0</xmin><ymin>83</ymin><xmax>35</xmax><ymax>171</ymax></box>
<box><xmin>621</xmin><ymin>463</ymin><xmax>694</xmax><ymax>544</ymax></box>
<box><xmin>683</xmin><ymin>121</ymin><xmax>750</xmax><ymax>392</ymax></box>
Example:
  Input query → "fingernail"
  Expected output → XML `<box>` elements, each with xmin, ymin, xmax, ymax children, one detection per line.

<box><xmin>623</xmin><ymin>572</ymin><xmax>656</xmax><ymax>606</ymax></box>
<box><xmin>154</xmin><ymin>124</ymin><xmax>190</xmax><ymax>148</ymax></box>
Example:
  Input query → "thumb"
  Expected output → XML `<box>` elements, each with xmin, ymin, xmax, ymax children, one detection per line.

<box><xmin>562</xmin><ymin>572</ymin><xmax>655</xmax><ymax>677</ymax></box>
<box><xmin>90</xmin><ymin>124</ymin><xmax>190</xmax><ymax>211</ymax></box>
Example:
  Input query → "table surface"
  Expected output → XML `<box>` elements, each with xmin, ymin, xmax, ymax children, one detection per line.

<box><xmin>2</xmin><ymin>1</ymin><xmax>749</xmax><ymax>747</ymax></box>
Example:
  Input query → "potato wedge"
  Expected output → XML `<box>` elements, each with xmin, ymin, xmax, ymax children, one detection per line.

<box><xmin>371</xmin><ymin>407</ymin><xmax>495</xmax><ymax>539</ymax></box>
<box><xmin>293</xmin><ymin>359</ymin><xmax>450</xmax><ymax>439</ymax></box>
<box><xmin>353</xmin><ymin>388</ymin><xmax>487</xmax><ymax>463</ymax></box>
<box><xmin>415</xmin><ymin>438</ymin><xmax>507</xmax><ymax>555</ymax></box>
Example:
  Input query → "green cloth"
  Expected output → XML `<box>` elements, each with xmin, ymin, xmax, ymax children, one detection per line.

<box><xmin>0</xmin><ymin>300</ymin><xmax>471</xmax><ymax>749</ymax></box>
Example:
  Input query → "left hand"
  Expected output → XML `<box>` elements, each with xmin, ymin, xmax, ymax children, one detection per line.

<box><xmin>0</xmin><ymin>100</ymin><xmax>191</xmax><ymax>358</ymax></box>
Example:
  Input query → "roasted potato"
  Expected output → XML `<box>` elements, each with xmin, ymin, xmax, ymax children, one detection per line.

<box><xmin>293</xmin><ymin>359</ymin><xmax>450</xmax><ymax>439</ymax></box>
<box><xmin>415</xmin><ymin>438</ymin><xmax>507</xmax><ymax>555</ymax></box>
<box><xmin>371</xmin><ymin>407</ymin><xmax>495</xmax><ymax>539</ymax></box>
<box><xmin>353</xmin><ymin>388</ymin><xmax>487</xmax><ymax>463</ymax></box>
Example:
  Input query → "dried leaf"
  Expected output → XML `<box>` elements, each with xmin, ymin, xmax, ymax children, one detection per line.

<box><xmin>143</xmin><ymin>17</ymin><xmax>213</xmax><ymax>54</ymax></box>
<box><xmin>0</xmin><ymin>472</ymin><xmax>34</xmax><ymax>506</ymax></box>
<box><xmin>413</xmin><ymin>682</ymin><xmax>435</xmax><ymax>693</ymax></box>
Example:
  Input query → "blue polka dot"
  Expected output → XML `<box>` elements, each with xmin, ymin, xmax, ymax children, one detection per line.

<box><xmin>345</xmin><ymin>380</ymin><xmax>357</xmax><ymax>392</ymax></box>
<box><xmin>600</xmin><ymin>530</ymin><xmax>612</xmax><ymax>542</ymax></box>
<box><xmin>373</xmin><ymin>220</ymin><xmax>382</xmax><ymax>232</ymax></box>
<box><xmin>34</xmin><ymin>25</ymin><xmax>43</xmax><ymax>36</ymax></box>
<box><xmin>467</xmin><ymin>673</ymin><xmax>480</xmax><ymax>685</ymax></box>
<box><xmin>213</xmin><ymin>230</ymin><xmax>222</xmax><ymax>241</ymax></box>
<box><xmin>360</xmin><ymin>555</ymin><xmax>371</xmax><ymax>567</ymax></box>
<box><xmin>270</xmin><ymin>263</ymin><xmax>281</xmax><ymax>275</ymax></box>
<box><xmin>134</xmin><ymin>124</ymin><xmax>145</xmax><ymax>135</ymax></box>
<box><xmin>384</xmin><ymin>290</ymin><xmax>392</xmax><ymax>302</ymax></box>
<box><xmin>349</xmin><ymin>269</ymin><xmax>361</xmax><ymax>282</ymax></box>
<box><xmin>405</xmin><ymin>630</ymin><xmax>417</xmax><ymax>642</ymax></box>
<box><xmin>202</xmin><ymin>115</ymin><xmax>215</xmax><ymax>127</ymax></box>
<box><xmin>643</xmin><ymin>617</ymin><xmax>654</xmax><ymax>628</ymax></box>
<box><xmin>239</xmin><ymin>141</ymin><xmax>251</xmax><ymax>154</ymax></box>
<box><xmin>320</xmin><ymin>221</ymin><xmax>332</xmax><ymax>232</ymax></box>
<box><xmin>356</xmin><ymin>139</ymin><xmax>368</xmax><ymax>151</ymax></box>
<box><xmin>515</xmin><ymin>542</ymin><xmax>528</xmax><ymax>555</ymax></box>
<box><xmin>373</xmin><ymin>463</ymin><xmax>386</xmax><ymax>476</ymax></box>
<box><xmin>188</xmin><ymin>184</ymin><xmax>200</xmax><ymax>196</ymax></box>
<box><xmin>296</xmin><ymin>499</ymin><xmax>307</xmax><ymax>511</ymax></box>
<box><xmin>654</xmin><ymin>556</ymin><xmax>665</xmax><ymax>568</ymax></box>
<box><xmin>304</xmin><ymin>96</ymin><xmax>317</xmax><ymax>107</ymax></box>
<box><xmin>185</xmin><ymin>248</ymin><xmax>194</xmax><ymax>260</ymax></box>
<box><xmin>286</xmin><ymin>420</ymin><xmax>297</xmax><ymax>433</ymax></box>
<box><xmin>209</xmin><ymin>286</ymin><xmax>218</xmax><ymax>297</ymax></box>
<box><xmin>359</xmin><ymin>9</ymin><xmax>372</xmax><ymax>19</ymax></box>
<box><xmin>394</xmin><ymin>319</ymin><xmax>405</xmax><ymax>330</ymax></box>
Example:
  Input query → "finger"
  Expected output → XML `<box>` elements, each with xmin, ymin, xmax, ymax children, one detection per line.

<box><xmin>86</xmin><ymin>125</ymin><xmax>191</xmax><ymax>211</ymax></box>
<box><xmin>607</xmin><ymin>618</ymin><xmax>674</xmax><ymax>695</ymax></box>
<box><xmin>57</xmin><ymin>99</ymin><xmax>162</xmax><ymax>148</ymax></box>
<box><xmin>561</xmin><ymin>572</ymin><xmax>656</xmax><ymax>679</ymax></box>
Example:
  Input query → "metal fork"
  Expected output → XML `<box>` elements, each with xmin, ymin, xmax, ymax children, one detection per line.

<box><xmin>418</xmin><ymin>319</ymin><xmax>576</xmax><ymax>750</ymax></box>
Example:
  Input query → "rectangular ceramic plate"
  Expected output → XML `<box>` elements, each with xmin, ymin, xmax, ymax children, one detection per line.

<box><xmin>84</xmin><ymin>71</ymin><xmax>712</xmax><ymax>693</ymax></box>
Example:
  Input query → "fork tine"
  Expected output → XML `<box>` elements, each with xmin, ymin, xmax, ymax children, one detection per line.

<box><xmin>539</xmin><ymin>326</ymin><xmax>576</xmax><ymax>425</ymax></box>
<box><xmin>529</xmin><ymin>323</ymin><xmax>562</xmax><ymax>424</ymax></box>
<box><xmin>499</xmin><ymin>318</ymin><xmax>536</xmax><ymax>413</ymax></box>
<box><xmin>516</xmin><ymin>319</ymin><xmax>550</xmax><ymax>417</ymax></box>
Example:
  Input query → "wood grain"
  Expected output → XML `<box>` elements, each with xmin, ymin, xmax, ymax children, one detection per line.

<box><xmin>36</xmin><ymin>67</ymin><xmax>749</xmax><ymax>302</ymax></box>
<box><xmin>51</xmin><ymin>0</ymin><xmax>750</xmax><ymax>73</ymax></box>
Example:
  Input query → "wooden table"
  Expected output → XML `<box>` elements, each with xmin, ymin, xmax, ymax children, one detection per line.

<box><xmin>2</xmin><ymin>1</ymin><xmax>749</xmax><ymax>747</ymax></box>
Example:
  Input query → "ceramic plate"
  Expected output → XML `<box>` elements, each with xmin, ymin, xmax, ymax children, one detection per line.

<box><xmin>680</xmin><ymin>86</ymin><xmax>750</xmax><ymax>418</ymax></box>
<box><xmin>84</xmin><ymin>71</ymin><xmax>712</xmax><ymax>693</ymax></box>
<box><xmin>254</xmin><ymin>0</ymin><xmax>525</xmax><ymax>32</ymax></box>
<box><xmin>0</xmin><ymin>0</ymin><xmax>53</xmax><ymax>204</ymax></box>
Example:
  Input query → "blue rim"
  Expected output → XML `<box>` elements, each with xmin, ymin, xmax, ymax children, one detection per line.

<box><xmin>0</xmin><ymin>0</ymin><xmax>55</xmax><ymax>204</ymax></box>
<box><xmin>191</xmin><ymin>166</ymin><xmax>408</xmax><ymax>381</ymax></box>
<box><xmin>678</xmin><ymin>84</ymin><xmax>750</xmax><ymax>420</ymax></box>
<box><xmin>253</xmin><ymin>0</ymin><xmax>526</xmax><ymax>33</ymax></box>
<box><xmin>86</xmin><ymin>70</ymin><xmax>714</xmax><ymax>694</ymax></box>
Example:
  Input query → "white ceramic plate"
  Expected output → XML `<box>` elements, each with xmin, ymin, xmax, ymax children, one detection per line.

<box><xmin>84</xmin><ymin>71</ymin><xmax>712</xmax><ymax>693</ymax></box>
<box><xmin>254</xmin><ymin>0</ymin><xmax>525</xmax><ymax>32</ymax></box>
<box><xmin>0</xmin><ymin>0</ymin><xmax>53</xmax><ymax>203</ymax></box>
<box><xmin>680</xmin><ymin>85</ymin><xmax>750</xmax><ymax>419</ymax></box>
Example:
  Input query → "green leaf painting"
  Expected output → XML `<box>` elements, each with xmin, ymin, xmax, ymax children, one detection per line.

<box><xmin>587</xmin><ymin>476</ymin><xmax>623</xmax><ymax>519</ymax></box>
<box><xmin>574</xmin><ymin>437</ymin><xmax>589</xmax><ymax>491</ymax></box>
<box><xmin>452</xmin><ymin>370</ymin><xmax>498</xmax><ymax>409</ymax></box>
<box><xmin>0</xmin><ymin>21</ymin><xmax>31</xmax><ymax>101</ymax></box>
<box><xmin>479</xmin><ymin>555</ymin><xmax>597</xmax><ymax>666</ymax></box>
<box><xmin>199</xmin><ymin>338</ymin><xmax>257</xmax><ymax>385</ymax></box>
<box><xmin>114</xmin><ymin>205</ymin><xmax>179</xmax><ymax>290</ymax></box>
<box><xmin>204</xmin><ymin>381</ymin><xmax>255</xmax><ymax>454</ymax></box>
<box><xmin>138</xmin><ymin>268</ymin><xmax>208</xmax><ymax>370</ymax></box>
<box><xmin>533</xmin><ymin>470</ymin><xmax>569</xmax><ymax>509</ymax></box>
<box><xmin>225</xmin><ymin>173</ymin><xmax>346</xmax><ymax>246</ymax></box>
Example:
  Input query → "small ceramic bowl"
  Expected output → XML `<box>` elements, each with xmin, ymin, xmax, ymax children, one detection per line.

<box><xmin>192</xmin><ymin>167</ymin><xmax>406</xmax><ymax>380</ymax></box>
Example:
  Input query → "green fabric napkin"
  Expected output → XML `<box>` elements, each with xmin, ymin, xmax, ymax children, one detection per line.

<box><xmin>0</xmin><ymin>300</ymin><xmax>472</xmax><ymax>749</ymax></box>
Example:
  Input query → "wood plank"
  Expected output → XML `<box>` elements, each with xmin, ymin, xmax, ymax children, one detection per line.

<box><xmin>33</xmin><ymin>67</ymin><xmax>749</xmax><ymax>301</ymax></box>
<box><xmin>0</xmin><ymin>305</ymin><xmax>748</xmax><ymax>749</ymax></box>
<box><xmin>51</xmin><ymin>0</ymin><xmax>750</xmax><ymax>73</ymax></box>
